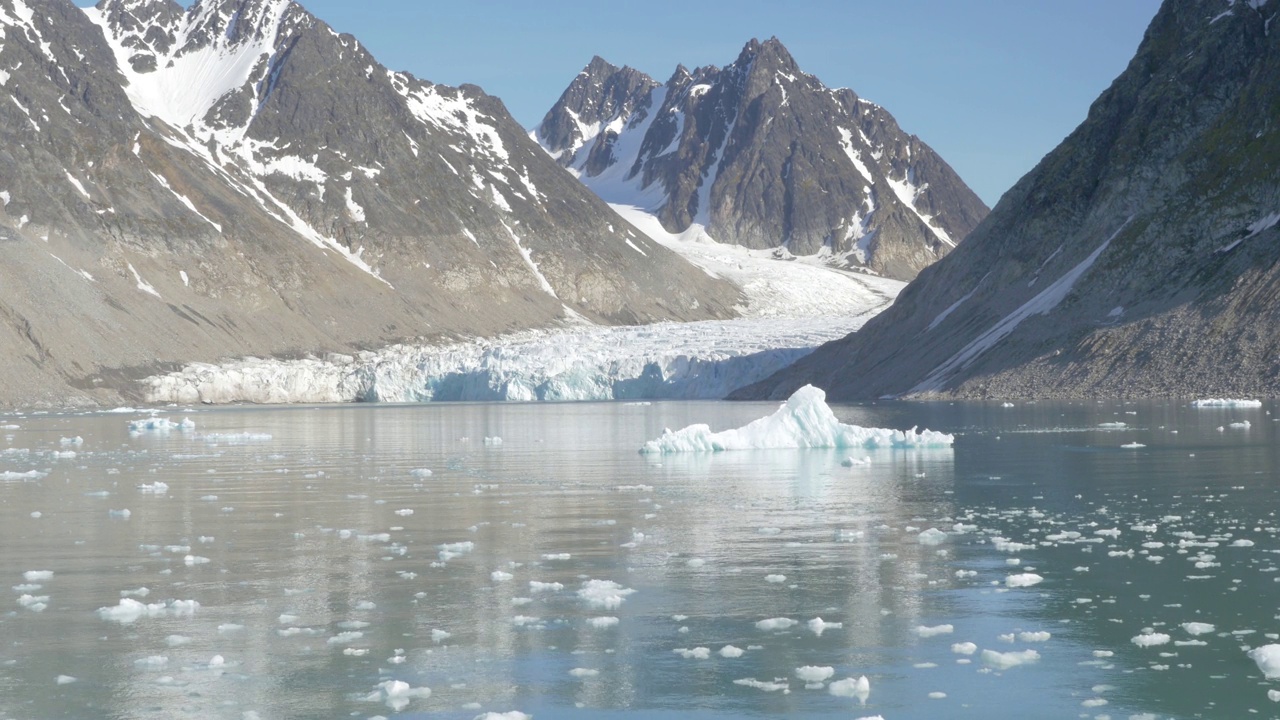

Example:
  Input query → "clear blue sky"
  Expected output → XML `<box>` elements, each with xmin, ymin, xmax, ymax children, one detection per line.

<box><xmin>80</xmin><ymin>0</ymin><xmax>1164</xmax><ymax>207</ymax></box>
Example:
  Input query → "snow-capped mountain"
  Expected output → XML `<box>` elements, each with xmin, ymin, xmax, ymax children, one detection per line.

<box><xmin>0</xmin><ymin>0</ymin><xmax>742</xmax><ymax>406</ymax></box>
<box><xmin>738</xmin><ymin>0</ymin><xmax>1280</xmax><ymax>400</ymax></box>
<box><xmin>536</xmin><ymin>38</ymin><xmax>989</xmax><ymax>281</ymax></box>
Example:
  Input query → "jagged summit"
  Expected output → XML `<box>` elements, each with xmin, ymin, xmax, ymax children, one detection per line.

<box><xmin>738</xmin><ymin>0</ymin><xmax>1280</xmax><ymax>400</ymax></box>
<box><xmin>537</xmin><ymin>37</ymin><xmax>988</xmax><ymax>281</ymax></box>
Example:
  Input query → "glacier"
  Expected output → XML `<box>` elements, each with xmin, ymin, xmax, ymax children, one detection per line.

<box><xmin>639</xmin><ymin>385</ymin><xmax>955</xmax><ymax>453</ymax></box>
<box><xmin>143</xmin><ymin>316</ymin><xmax>885</xmax><ymax>405</ymax></box>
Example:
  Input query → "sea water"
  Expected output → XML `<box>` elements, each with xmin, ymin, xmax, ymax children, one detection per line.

<box><xmin>1</xmin><ymin>399</ymin><xmax>1279</xmax><ymax>719</ymax></box>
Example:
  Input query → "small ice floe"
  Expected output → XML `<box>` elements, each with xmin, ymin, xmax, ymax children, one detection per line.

<box><xmin>640</xmin><ymin>385</ymin><xmax>954</xmax><ymax>453</ymax></box>
<box><xmin>733</xmin><ymin>678</ymin><xmax>790</xmax><ymax>692</ymax></box>
<box><xmin>980</xmin><ymin>649</ymin><xmax>1040</xmax><ymax>670</ymax></box>
<box><xmin>719</xmin><ymin>645</ymin><xmax>745</xmax><ymax>658</ymax></box>
<box><xmin>951</xmin><ymin>642</ymin><xmax>977</xmax><ymax>655</ymax></box>
<box><xmin>1</xmin><ymin>470</ymin><xmax>47</xmax><ymax>481</ymax></box>
<box><xmin>1098</xmin><ymin>422</ymin><xmax>1127</xmax><ymax>429</ymax></box>
<box><xmin>438</xmin><ymin>541</ymin><xmax>475</xmax><ymax>561</ymax></box>
<box><xmin>829</xmin><ymin>675</ymin><xmax>871</xmax><ymax>703</ymax></box>
<box><xmin>577</xmin><ymin>580</ymin><xmax>635</xmax><ymax>609</ymax></box>
<box><xmin>431</xmin><ymin>629</ymin><xmax>451</xmax><ymax>643</ymax></box>
<box><xmin>764</xmin><ymin>574</ymin><xmax>786</xmax><ymax>584</ymax></box>
<box><xmin>796</xmin><ymin>665</ymin><xmax>834</xmax><ymax>689</ymax></box>
<box><xmin>1247</xmin><ymin>644</ymin><xmax>1280</xmax><ymax>678</ymax></box>
<box><xmin>673</xmin><ymin>647</ymin><xmax>711</xmax><ymax>659</ymax></box>
<box><xmin>756</xmin><ymin>617</ymin><xmax>798</xmax><ymax>631</ymax></box>
<box><xmin>589</xmin><ymin>616</ymin><xmax>619</xmax><ymax>628</ymax></box>
<box><xmin>128</xmin><ymin>417</ymin><xmax>195</xmax><ymax>433</ymax></box>
<box><xmin>491</xmin><ymin>570</ymin><xmax>514</xmax><ymax>582</ymax></box>
<box><xmin>327</xmin><ymin>631</ymin><xmax>363</xmax><ymax>645</ymax></box>
<box><xmin>687</xmin><ymin>558</ymin><xmax>706</xmax><ymax>568</ymax></box>
<box><xmin>108</xmin><ymin>509</ymin><xmax>131</xmax><ymax>519</ymax></box>
<box><xmin>1182</xmin><ymin>622</ymin><xmax>1215</xmax><ymax>636</ymax></box>
<box><xmin>1018</xmin><ymin>631</ymin><xmax>1051</xmax><ymax>642</ymax></box>
<box><xmin>483</xmin><ymin>436</ymin><xmax>503</xmax><ymax>446</ymax></box>
<box><xmin>542</xmin><ymin>553</ymin><xmax>572</xmax><ymax>561</ymax></box>
<box><xmin>1121</xmin><ymin>442</ymin><xmax>1146</xmax><ymax>449</ymax></box>
<box><xmin>1192</xmin><ymin>398</ymin><xmax>1262</xmax><ymax>408</ymax></box>
<box><xmin>569</xmin><ymin>668</ymin><xmax>599</xmax><ymax>678</ymax></box>
<box><xmin>133</xmin><ymin>656</ymin><xmax>169</xmax><ymax>669</ymax></box>
<box><xmin>410</xmin><ymin>468</ymin><xmax>433</xmax><ymax>477</ymax></box>
<box><xmin>55</xmin><ymin>675</ymin><xmax>76</xmax><ymax>685</ymax></box>
<box><xmin>97</xmin><ymin>598</ymin><xmax>199</xmax><ymax>623</ymax></box>
<box><xmin>138</xmin><ymin>482</ymin><xmax>169</xmax><ymax>494</ymax></box>
<box><xmin>17</xmin><ymin>594</ymin><xmax>48</xmax><ymax>612</ymax></box>
<box><xmin>841</xmin><ymin>456</ymin><xmax>871</xmax><ymax>467</ymax></box>
<box><xmin>394</xmin><ymin>508</ymin><xmax>414</xmax><ymax>516</ymax></box>
<box><xmin>59</xmin><ymin>436</ymin><xmax>83</xmax><ymax>446</ymax></box>
<box><xmin>1005</xmin><ymin>573</ymin><xmax>1043</xmax><ymax>588</ymax></box>
<box><xmin>529</xmin><ymin>581</ymin><xmax>563</xmax><ymax>593</ymax></box>
<box><xmin>365</xmin><ymin>679</ymin><xmax>431</xmax><ymax>711</ymax></box>
<box><xmin>22</xmin><ymin>570</ymin><xmax>53</xmax><ymax>582</ymax></box>
<box><xmin>1131</xmin><ymin>632</ymin><xmax>1172</xmax><ymax>647</ymax></box>
<box><xmin>1232</xmin><ymin>538</ymin><xmax>1255</xmax><ymax>547</ymax></box>
<box><xmin>915</xmin><ymin>624</ymin><xmax>954</xmax><ymax>638</ymax></box>
<box><xmin>808</xmin><ymin>617</ymin><xmax>842</xmax><ymax>636</ymax></box>
<box><xmin>918</xmin><ymin>528</ymin><xmax>948</xmax><ymax>545</ymax></box>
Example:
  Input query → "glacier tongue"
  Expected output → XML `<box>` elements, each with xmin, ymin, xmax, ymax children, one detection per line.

<box><xmin>143</xmin><ymin>316</ymin><xmax>882</xmax><ymax>405</ymax></box>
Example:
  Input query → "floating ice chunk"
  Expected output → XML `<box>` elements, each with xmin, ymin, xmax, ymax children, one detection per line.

<box><xmin>841</xmin><ymin>455</ymin><xmax>871</xmax><ymax>466</ymax></box>
<box><xmin>473</xmin><ymin>712</ymin><xmax>531</xmax><ymax>720</ymax></box>
<box><xmin>366</xmin><ymin>679</ymin><xmax>431</xmax><ymax>711</ymax></box>
<box><xmin>134</xmin><ymin>656</ymin><xmax>169</xmax><ymax>669</ymax></box>
<box><xmin>17</xmin><ymin>594</ymin><xmax>48</xmax><ymax>612</ymax></box>
<box><xmin>484</xmin><ymin>436</ymin><xmax>503</xmax><ymax>446</ymax></box>
<box><xmin>22</xmin><ymin>570</ymin><xmax>53</xmax><ymax>582</ymax></box>
<box><xmin>394</xmin><ymin>508</ymin><xmax>414</xmax><ymax>516</ymax></box>
<box><xmin>410</xmin><ymin>468</ymin><xmax>433</xmax><ymax>477</ymax></box>
<box><xmin>1006</xmin><ymin>573</ymin><xmax>1043</xmax><ymax>588</ymax></box>
<box><xmin>184</xmin><ymin>555</ymin><xmax>210</xmax><ymax>566</ymax></box>
<box><xmin>97</xmin><ymin>598</ymin><xmax>199</xmax><ymax>623</ymax></box>
<box><xmin>764</xmin><ymin>574</ymin><xmax>786</xmax><ymax>583</ymax></box>
<box><xmin>1232</xmin><ymin>538</ymin><xmax>1255</xmax><ymax>547</ymax></box>
<box><xmin>981</xmin><ymin>649</ymin><xmax>1040</xmax><ymax>670</ymax></box>
<box><xmin>915</xmin><ymin>624</ymin><xmax>954</xmax><ymax>638</ymax></box>
<box><xmin>491</xmin><ymin>570</ymin><xmax>514</xmax><ymax>582</ymax></box>
<box><xmin>1230</xmin><ymin>421</ymin><xmax>1252</xmax><ymax>429</ymax></box>
<box><xmin>166</xmin><ymin>635</ymin><xmax>191</xmax><ymax>647</ymax></box>
<box><xmin>59</xmin><ymin>436</ymin><xmax>83</xmax><ymax>446</ymax></box>
<box><xmin>796</xmin><ymin>665</ymin><xmax>834</xmax><ymax>684</ymax></box>
<box><xmin>128</xmin><ymin>417</ymin><xmax>195</xmax><ymax>433</ymax></box>
<box><xmin>1131</xmin><ymin>632</ymin><xmax>1171</xmax><ymax>647</ymax></box>
<box><xmin>917</xmin><ymin>528</ymin><xmax>948</xmax><ymax>545</ymax></box>
<box><xmin>1183</xmin><ymin>622</ymin><xmax>1215</xmax><ymax>635</ymax></box>
<box><xmin>734</xmin><ymin>678</ymin><xmax>790</xmax><ymax>692</ymax></box>
<box><xmin>951</xmin><ymin>642</ymin><xmax>977</xmax><ymax>655</ymax></box>
<box><xmin>327</xmin><ymin>631</ymin><xmax>363</xmax><ymax>645</ymax></box>
<box><xmin>109</xmin><ymin>509</ymin><xmax>131</xmax><ymax>519</ymax></box>
<box><xmin>431</xmin><ymin>629</ymin><xmax>452</xmax><ymax>643</ymax></box>
<box><xmin>569</xmin><ymin>667</ymin><xmax>599</xmax><ymax>677</ymax></box>
<box><xmin>1270</xmin><ymin>689</ymin><xmax>1280</xmax><ymax>702</ymax></box>
<box><xmin>577</xmin><ymin>579</ymin><xmax>635</xmax><ymax>609</ymax></box>
<box><xmin>719</xmin><ymin>645</ymin><xmax>745</xmax><ymax>658</ymax></box>
<box><xmin>673</xmin><ymin>647</ymin><xmax>711</xmax><ymax>659</ymax></box>
<box><xmin>756</xmin><ymin>617</ymin><xmax>799</xmax><ymax>631</ymax></box>
<box><xmin>138</xmin><ymin>482</ymin><xmax>169</xmax><ymax>494</ymax></box>
<box><xmin>530</xmin><ymin>581</ymin><xmax>563</xmax><ymax>593</ymax></box>
<box><xmin>1121</xmin><ymin>442</ymin><xmax>1146</xmax><ymax>449</ymax></box>
<box><xmin>829</xmin><ymin>675</ymin><xmax>870</xmax><ymax>703</ymax></box>
<box><xmin>1018</xmin><ymin>631</ymin><xmax>1051</xmax><ymax>642</ymax></box>
<box><xmin>1192</xmin><ymin>399</ymin><xmax>1262</xmax><ymax>408</ymax></box>
<box><xmin>589</xmin><ymin>616</ymin><xmax>619</xmax><ymax>629</ymax></box>
<box><xmin>808</xmin><ymin>617</ymin><xmax>842</xmax><ymax>636</ymax></box>
<box><xmin>1248</xmin><ymin>644</ymin><xmax>1280</xmax><ymax>678</ymax></box>
<box><xmin>1</xmin><ymin>470</ymin><xmax>48</xmax><ymax>481</ymax></box>
<box><xmin>640</xmin><ymin>386</ymin><xmax>954</xmax><ymax>453</ymax></box>
<box><xmin>438</xmin><ymin>541</ymin><xmax>475</xmax><ymax>561</ymax></box>
<box><xmin>56</xmin><ymin>675</ymin><xmax>76</xmax><ymax>684</ymax></box>
<box><xmin>1098</xmin><ymin>422</ymin><xmax>1127</xmax><ymax>428</ymax></box>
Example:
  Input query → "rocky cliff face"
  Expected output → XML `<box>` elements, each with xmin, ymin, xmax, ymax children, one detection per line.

<box><xmin>737</xmin><ymin>0</ymin><xmax>1280</xmax><ymax>400</ymax></box>
<box><xmin>0</xmin><ymin>0</ymin><xmax>742</xmax><ymax>406</ymax></box>
<box><xmin>536</xmin><ymin>38</ymin><xmax>989</xmax><ymax>281</ymax></box>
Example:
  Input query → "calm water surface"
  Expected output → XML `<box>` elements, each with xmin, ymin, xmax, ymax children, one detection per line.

<box><xmin>2</xmin><ymin>399</ymin><xmax>1280</xmax><ymax>719</ymax></box>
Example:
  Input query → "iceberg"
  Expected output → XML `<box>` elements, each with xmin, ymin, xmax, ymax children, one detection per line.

<box><xmin>1191</xmin><ymin>398</ymin><xmax>1262</xmax><ymax>408</ymax></box>
<box><xmin>639</xmin><ymin>385</ymin><xmax>955</xmax><ymax>454</ymax></box>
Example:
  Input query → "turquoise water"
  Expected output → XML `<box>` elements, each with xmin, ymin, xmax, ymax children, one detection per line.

<box><xmin>1</xmin><ymin>399</ymin><xmax>1278</xmax><ymax>719</ymax></box>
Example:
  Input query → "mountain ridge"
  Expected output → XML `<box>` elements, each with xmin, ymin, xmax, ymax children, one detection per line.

<box><xmin>536</xmin><ymin>37</ymin><xmax>989</xmax><ymax>281</ymax></box>
<box><xmin>734</xmin><ymin>0</ymin><xmax>1280</xmax><ymax>401</ymax></box>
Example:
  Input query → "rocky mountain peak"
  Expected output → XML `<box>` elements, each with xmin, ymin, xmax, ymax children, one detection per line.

<box><xmin>537</xmin><ymin>39</ymin><xmax>988</xmax><ymax>281</ymax></box>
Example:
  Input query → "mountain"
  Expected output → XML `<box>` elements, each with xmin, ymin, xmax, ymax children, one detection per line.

<box><xmin>535</xmin><ymin>38</ymin><xmax>989</xmax><ymax>281</ymax></box>
<box><xmin>0</xmin><ymin>0</ymin><xmax>741</xmax><ymax>407</ymax></box>
<box><xmin>736</xmin><ymin>0</ymin><xmax>1280</xmax><ymax>400</ymax></box>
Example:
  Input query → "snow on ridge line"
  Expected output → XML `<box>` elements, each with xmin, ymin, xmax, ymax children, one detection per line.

<box><xmin>639</xmin><ymin>385</ymin><xmax>955</xmax><ymax>454</ymax></box>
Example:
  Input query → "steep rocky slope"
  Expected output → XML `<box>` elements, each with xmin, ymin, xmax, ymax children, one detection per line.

<box><xmin>0</xmin><ymin>0</ymin><xmax>741</xmax><ymax>406</ymax></box>
<box><xmin>536</xmin><ymin>38</ymin><xmax>988</xmax><ymax>282</ymax></box>
<box><xmin>738</xmin><ymin>0</ymin><xmax>1280</xmax><ymax>400</ymax></box>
